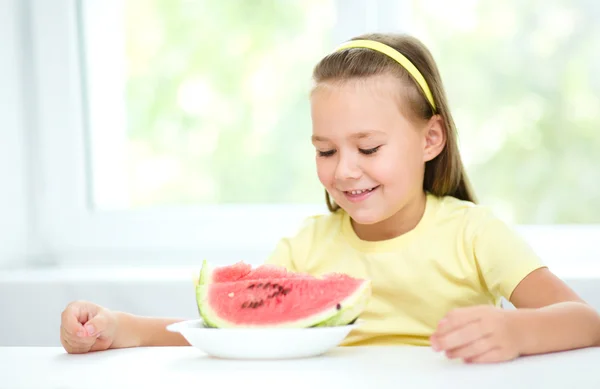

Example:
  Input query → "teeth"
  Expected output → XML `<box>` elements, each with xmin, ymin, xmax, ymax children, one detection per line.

<box><xmin>350</xmin><ymin>188</ymin><xmax>372</xmax><ymax>195</ymax></box>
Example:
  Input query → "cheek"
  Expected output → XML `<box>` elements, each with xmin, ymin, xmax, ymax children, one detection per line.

<box><xmin>372</xmin><ymin>144</ymin><xmax>423</xmax><ymax>186</ymax></box>
<box><xmin>315</xmin><ymin>158</ymin><xmax>333</xmax><ymax>187</ymax></box>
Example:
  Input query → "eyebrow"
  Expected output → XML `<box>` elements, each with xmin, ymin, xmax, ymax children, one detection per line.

<box><xmin>311</xmin><ymin>130</ymin><xmax>386</xmax><ymax>143</ymax></box>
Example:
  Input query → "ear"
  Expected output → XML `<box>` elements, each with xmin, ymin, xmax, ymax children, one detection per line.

<box><xmin>422</xmin><ymin>115</ymin><xmax>446</xmax><ymax>162</ymax></box>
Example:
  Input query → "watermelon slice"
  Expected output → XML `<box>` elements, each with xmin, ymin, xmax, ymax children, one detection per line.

<box><xmin>195</xmin><ymin>261</ymin><xmax>371</xmax><ymax>328</ymax></box>
<box><xmin>202</xmin><ymin>261</ymin><xmax>311</xmax><ymax>284</ymax></box>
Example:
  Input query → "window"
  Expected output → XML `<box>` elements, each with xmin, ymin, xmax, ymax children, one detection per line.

<box><xmin>84</xmin><ymin>0</ymin><xmax>334</xmax><ymax>209</ymax></box>
<box><xmin>32</xmin><ymin>0</ymin><xmax>599</xmax><ymax>267</ymax></box>
<box><xmin>410</xmin><ymin>0</ymin><xmax>600</xmax><ymax>224</ymax></box>
<box><xmin>32</xmin><ymin>0</ymin><xmax>407</xmax><ymax>265</ymax></box>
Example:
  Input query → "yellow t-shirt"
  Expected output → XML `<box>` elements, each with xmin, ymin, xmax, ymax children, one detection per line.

<box><xmin>265</xmin><ymin>193</ymin><xmax>545</xmax><ymax>347</ymax></box>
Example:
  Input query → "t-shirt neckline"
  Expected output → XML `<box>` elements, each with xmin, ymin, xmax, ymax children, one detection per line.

<box><xmin>340</xmin><ymin>192</ymin><xmax>439</xmax><ymax>253</ymax></box>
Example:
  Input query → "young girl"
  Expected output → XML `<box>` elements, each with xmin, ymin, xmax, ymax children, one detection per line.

<box><xmin>59</xmin><ymin>33</ymin><xmax>600</xmax><ymax>363</ymax></box>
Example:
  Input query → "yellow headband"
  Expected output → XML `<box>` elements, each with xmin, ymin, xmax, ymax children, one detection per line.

<box><xmin>334</xmin><ymin>39</ymin><xmax>437</xmax><ymax>112</ymax></box>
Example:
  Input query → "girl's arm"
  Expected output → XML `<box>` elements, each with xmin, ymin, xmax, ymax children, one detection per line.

<box><xmin>430</xmin><ymin>212</ymin><xmax>600</xmax><ymax>363</ymax></box>
<box><xmin>114</xmin><ymin>312</ymin><xmax>190</xmax><ymax>348</ymax></box>
<box><xmin>60</xmin><ymin>301</ymin><xmax>189</xmax><ymax>353</ymax></box>
<box><xmin>430</xmin><ymin>268</ymin><xmax>600</xmax><ymax>363</ymax></box>
<box><xmin>507</xmin><ymin>267</ymin><xmax>600</xmax><ymax>354</ymax></box>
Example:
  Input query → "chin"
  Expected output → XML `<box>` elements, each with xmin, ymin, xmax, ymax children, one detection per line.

<box><xmin>346</xmin><ymin>209</ymin><xmax>385</xmax><ymax>225</ymax></box>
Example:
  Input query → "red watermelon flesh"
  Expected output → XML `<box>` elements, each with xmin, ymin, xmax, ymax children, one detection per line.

<box><xmin>209</xmin><ymin>261</ymin><xmax>252</xmax><ymax>283</ymax></box>
<box><xmin>210</xmin><ymin>262</ymin><xmax>311</xmax><ymax>283</ymax></box>
<box><xmin>200</xmin><ymin>277</ymin><xmax>368</xmax><ymax>328</ymax></box>
<box><xmin>196</xmin><ymin>261</ymin><xmax>371</xmax><ymax>328</ymax></box>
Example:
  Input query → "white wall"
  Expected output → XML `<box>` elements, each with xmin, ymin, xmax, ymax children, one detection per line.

<box><xmin>0</xmin><ymin>0</ymin><xmax>31</xmax><ymax>267</ymax></box>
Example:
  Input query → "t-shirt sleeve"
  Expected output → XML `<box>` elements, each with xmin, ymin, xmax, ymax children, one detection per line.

<box><xmin>262</xmin><ymin>216</ymin><xmax>318</xmax><ymax>272</ymax></box>
<box><xmin>263</xmin><ymin>237</ymin><xmax>297</xmax><ymax>271</ymax></box>
<box><xmin>473</xmin><ymin>210</ymin><xmax>547</xmax><ymax>301</ymax></box>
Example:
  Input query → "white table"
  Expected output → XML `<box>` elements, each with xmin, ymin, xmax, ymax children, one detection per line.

<box><xmin>2</xmin><ymin>346</ymin><xmax>599</xmax><ymax>388</ymax></box>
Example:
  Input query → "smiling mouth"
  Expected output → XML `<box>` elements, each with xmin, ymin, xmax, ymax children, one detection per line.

<box><xmin>342</xmin><ymin>185</ymin><xmax>379</xmax><ymax>198</ymax></box>
<box><xmin>343</xmin><ymin>186</ymin><xmax>380</xmax><ymax>195</ymax></box>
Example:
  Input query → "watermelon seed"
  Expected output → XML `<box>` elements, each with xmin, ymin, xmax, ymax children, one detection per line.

<box><xmin>336</xmin><ymin>303</ymin><xmax>341</xmax><ymax>310</ymax></box>
<box><xmin>252</xmin><ymin>300</ymin><xmax>264</xmax><ymax>308</ymax></box>
<box><xmin>257</xmin><ymin>283</ymin><xmax>263</xmax><ymax>288</ymax></box>
<box><xmin>247</xmin><ymin>284</ymin><xmax>255</xmax><ymax>289</ymax></box>
<box><xmin>281</xmin><ymin>288</ymin><xmax>291</xmax><ymax>295</ymax></box>
<box><xmin>272</xmin><ymin>284</ymin><xmax>279</xmax><ymax>289</ymax></box>
<box><xmin>264</xmin><ymin>282</ymin><xmax>271</xmax><ymax>289</ymax></box>
<box><xmin>242</xmin><ymin>300</ymin><xmax>265</xmax><ymax>309</ymax></box>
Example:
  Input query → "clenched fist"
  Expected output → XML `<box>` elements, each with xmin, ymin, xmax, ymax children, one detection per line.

<box><xmin>60</xmin><ymin>301</ymin><xmax>117</xmax><ymax>354</ymax></box>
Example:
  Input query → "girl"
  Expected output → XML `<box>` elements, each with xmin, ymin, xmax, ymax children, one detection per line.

<box><xmin>59</xmin><ymin>33</ymin><xmax>600</xmax><ymax>363</ymax></box>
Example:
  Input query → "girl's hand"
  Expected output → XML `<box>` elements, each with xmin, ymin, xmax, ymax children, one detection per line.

<box><xmin>60</xmin><ymin>301</ymin><xmax>118</xmax><ymax>354</ymax></box>
<box><xmin>429</xmin><ymin>305</ymin><xmax>521</xmax><ymax>363</ymax></box>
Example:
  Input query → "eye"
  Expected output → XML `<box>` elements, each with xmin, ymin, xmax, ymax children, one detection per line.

<box><xmin>359</xmin><ymin>146</ymin><xmax>381</xmax><ymax>155</ymax></box>
<box><xmin>317</xmin><ymin>149</ymin><xmax>336</xmax><ymax>157</ymax></box>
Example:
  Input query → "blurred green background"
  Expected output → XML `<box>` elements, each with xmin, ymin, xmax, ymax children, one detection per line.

<box><xmin>97</xmin><ymin>0</ymin><xmax>599</xmax><ymax>224</ymax></box>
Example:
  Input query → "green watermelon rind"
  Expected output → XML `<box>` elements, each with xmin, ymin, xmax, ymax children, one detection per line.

<box><xmin>313</xmin><ymin>280</ymin><xmax>371</xmax><ymax>327</ymax></box>
<box><xmin>196</xmin><ymin>259</ymin><xmax>220</xmax><ymax>328</ymax></box>
<box><xmin>195</xmin><ymin>260</ymin><xmax>371</xmax><ymax>329</ymax></box>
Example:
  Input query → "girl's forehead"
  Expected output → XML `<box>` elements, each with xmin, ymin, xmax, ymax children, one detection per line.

<box><xmin>310</xmin><ymin>76</ymin><xmax>411</xmax><ymax>121</ymax></box>
<box><xmin>311</xmin><ymin>78</ymin><xmax>413</xmax><ymax>131</ymax></box>
<box><xmin>312</xmin><ymin>73</ymin><xmax>403</xmax><ymax>99</ymax></box>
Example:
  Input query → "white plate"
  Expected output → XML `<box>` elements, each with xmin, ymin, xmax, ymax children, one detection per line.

<box><xmin>166</xmin><ymin>319</ymin><xmax>360</xmax><ymax>360</ymax></box>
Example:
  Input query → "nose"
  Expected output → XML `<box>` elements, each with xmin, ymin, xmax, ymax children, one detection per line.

<box><xmin>334</xmin><ymin>151</ymin><xmax>362</xmax><ymax>181</ymax></box>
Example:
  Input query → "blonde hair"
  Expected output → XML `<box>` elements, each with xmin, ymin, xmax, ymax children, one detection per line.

<box><xmin>312</xmin><ymin>33</ymin><xmax>477</xmax><ymax>212</ymax></box>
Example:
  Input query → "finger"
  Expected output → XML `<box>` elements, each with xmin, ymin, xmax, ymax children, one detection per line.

<box><xmin>66</xmin><ymin>343</ymin><xmax>93</xmax><ymax>354</ymax></box>
<box><xmin>464</xmin><ymin>347</ymin><xmax>507</xmax><ymax>364</ymax></box>
<box><xmin>90</xmin><ymin>336</ymin><xmax>112</xmax><ymax>352</ymax></box>
<box><xmin>82</xmin><ymin>312</ymin><xmax>108</xmax><ymax>337</ymax></box>
<box><xmin>71</xmin><ymin>302</ymin><xmax>99</xmax><ymax>324</ymax></box>
<box><xmin>62</xmin><ymin>338</ymin><xmax>90</xmax><ymax>354</ymax></box>
<box><xmin>444</xmin><ymin>334</ymin><xmax>495</xmax><ymax>360</ymax></box>
<box><xmin>434</xmin><ymin>306</ymin><xmax>487</xmax><ymax>337</ymax></box>
<box><xmin>61</xmin><ymin>324</ymin><xmax>94</xmax><ymax>345</ymax></box>
<box><xmin>62</xmin><ymin>331</ymin><xmax>95</xmax><ymax>349</ymax></box>
<box><xmin>60</xmin><ymin>328</ymin><xmax>74</xmax><ymax>351</ymax></box>
<box><xmin>63</xmin><ymin>302</ymin><xmax>98</xmax><ymax>336</ymax></box>
<box><xmin>61</xmin><ymin>327</ymin><xmax>93</xmax><ymax>354</ymax></box>
<box><xmin>61</xmin><ymin>309</ymin><xmax>85</xmax><ymax>337</ymax></box>
<box><xmin>432</xmin><ymin>319</ymin><xmax>488</xmax><ymax>351</ymax></box>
